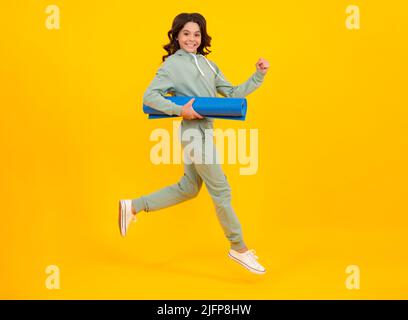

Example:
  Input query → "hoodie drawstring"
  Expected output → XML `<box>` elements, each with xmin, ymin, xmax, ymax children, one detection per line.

<box><xmin>190</xmin><ymin>53</ymin><xmax>205</xmax><ymax>77</ymax></box>
<box><xmin>202</xmin><ymin>56</ymin><xmax>226</xmax><ymax>82</ymax></box>
<box><xmin>189</xmin><ymin>53</ymin><xmax>226</xmax><ymax>82</ymax></box>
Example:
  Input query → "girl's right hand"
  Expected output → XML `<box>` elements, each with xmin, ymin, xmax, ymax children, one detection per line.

<box><xmin>181</xmin><ymin>98</ymin><xmax>204</xmax><ymax>120</ymax></box>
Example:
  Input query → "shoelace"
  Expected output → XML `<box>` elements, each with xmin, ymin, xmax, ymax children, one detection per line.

<box><xmin>127</xmin><ymin>203</ymin><xmax>137</xmax><ymax>223</ymax></box>
<box><xmin>244</xmin><ymin>249</ymin><xmax>262</xmax><ymax>267</ymax></box>
<box><xmin>127</xmin><ymin>209</ymin><xmax>137</xmax><ymax>223</ymax></box>
<box><xmin>246</xmin><ymin>249</ymin><xmax>259</xmax><ymax>260</ymax></box>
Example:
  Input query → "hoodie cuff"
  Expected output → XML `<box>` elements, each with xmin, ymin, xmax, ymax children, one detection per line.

<box><xmin>253</xmin><ymin>70</ymin><xmax>266</xmax><ymax>83</ymax></box>
<box><xmin>172</xmin><ymin>104</ymin><xmax>183</xmax><ymax>116</ymax></box>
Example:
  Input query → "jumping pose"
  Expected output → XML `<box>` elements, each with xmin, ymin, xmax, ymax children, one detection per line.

<box><xmin>119</xmin><ymin>12</ymin><xmax>270</xmax><ymax>274</ymax></box>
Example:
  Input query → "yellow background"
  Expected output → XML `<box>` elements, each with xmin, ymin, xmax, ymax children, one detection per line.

<box><xmin>1</xmin><ymin>0</ymin><xmax>407</xmax><ymax>299</ymax></box>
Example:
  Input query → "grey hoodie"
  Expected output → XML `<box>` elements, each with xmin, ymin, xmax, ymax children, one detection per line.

<box><xmin>143</xmin><ymin>48</ymin><xmax>265</xmax><ymax>118</ymax></box>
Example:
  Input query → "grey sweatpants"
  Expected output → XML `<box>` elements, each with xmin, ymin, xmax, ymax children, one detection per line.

<box><xmin>132</xmin><ymin>119</ymin><xmax>246</xmax><ymax>251</ymax></box>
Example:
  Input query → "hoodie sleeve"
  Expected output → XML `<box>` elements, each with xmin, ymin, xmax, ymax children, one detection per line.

<box><xmin>143</xmin><ymin>66</ymin><xmax>183</xmax><ymax>116</ymax></box>
<box><xmin>212</xmin><ymin>62</ymin><xmax>265</xmax><ymax>98</ymax></box>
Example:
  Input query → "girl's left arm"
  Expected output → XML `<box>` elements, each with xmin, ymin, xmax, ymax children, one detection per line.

<box><xmin>212</xmin><ymin>58</ymin><xmax>269</xmax><ymax>98</ymax></box>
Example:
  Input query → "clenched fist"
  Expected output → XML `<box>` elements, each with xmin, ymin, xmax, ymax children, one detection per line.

<box><xmin>255</xmin><ymin>58</ymin><xmax>270</xmax><ymax>75</ymax></box>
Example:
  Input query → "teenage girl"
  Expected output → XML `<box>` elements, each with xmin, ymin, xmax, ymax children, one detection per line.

<box><xmin>119</xmin><ymin>12</ymin><xmax>270</xmax><ymax>274</ymax></box>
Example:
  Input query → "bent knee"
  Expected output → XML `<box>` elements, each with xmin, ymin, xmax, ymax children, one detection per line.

<box><xmin>178</xmin><ymin>176</ymin><xmax>202</xmax><ymax>198</ymax></box>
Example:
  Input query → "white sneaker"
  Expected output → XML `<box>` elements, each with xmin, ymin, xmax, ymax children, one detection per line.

<box><xmin>228</xmin><ymin>249</ymin><xmax>266</xmax><ymax>274</ymax></box>
<box><xmin>119</xmin><ymin>200</ymin><xmax>137</xmax><ymax>237</ymax></box>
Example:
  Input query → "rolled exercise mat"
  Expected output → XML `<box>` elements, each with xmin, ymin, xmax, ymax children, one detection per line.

<box><xmin>143</xmin><ymin>96</ymin><xmax>248</xmax><ymax>121</ymax></box>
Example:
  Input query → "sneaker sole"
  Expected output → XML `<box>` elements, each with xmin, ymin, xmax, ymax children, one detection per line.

<box><xmin>119</xmin><ymin>200</ymin><xmax>126</xmax><ymax>237</ymax></box>
<box><xmin>228</xmin><ymin>253</ymin><xmax>266</xmax><ymax>275</ymax></box>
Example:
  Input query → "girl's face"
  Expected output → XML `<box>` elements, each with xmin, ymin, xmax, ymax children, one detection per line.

<box><xmin>177</xmin><ymin>22</ymin><xmax>201</xmax><ymax>53</ymax></box>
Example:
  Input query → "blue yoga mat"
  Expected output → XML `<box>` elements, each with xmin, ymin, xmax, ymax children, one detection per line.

<box><xmin>143</xmin><ymin>96</ymin><xmax>247</xmax><ymax>121</ymax></box>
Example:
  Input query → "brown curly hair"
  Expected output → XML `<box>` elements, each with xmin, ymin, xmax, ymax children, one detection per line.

<box><xmin>162</xmin><ymin>13</ymin><xmax>212</xmax><ymax>62</ymax></box>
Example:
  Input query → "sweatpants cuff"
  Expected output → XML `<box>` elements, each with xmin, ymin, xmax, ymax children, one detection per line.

<box><xmin>132</xmin><ymin>197</ymin><xmax>148</xmax><ymax>213</ymax></box>
<box><xmin>230</xmin><ymin>241</ymin><xmax>247</xmax><ymax>251</ymax></box>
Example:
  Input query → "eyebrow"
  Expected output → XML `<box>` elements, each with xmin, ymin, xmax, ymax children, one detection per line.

<box><xmin>181</xmin><ymin>30</ymin><xmax>201</xmax><ymax>33</ymax></box>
